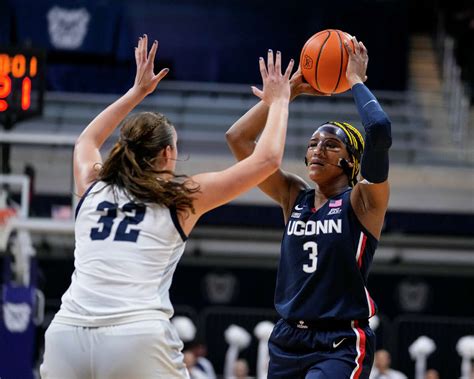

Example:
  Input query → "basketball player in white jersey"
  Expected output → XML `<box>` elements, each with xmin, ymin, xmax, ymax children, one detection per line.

<box><xmin>40</xmin><ymin>35</ymin><xmax>294</xmax><ymax>379</ymax></box>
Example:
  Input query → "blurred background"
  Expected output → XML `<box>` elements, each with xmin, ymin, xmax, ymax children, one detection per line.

<box><xmin>0</xmin><ymin>0</ymin><xmax>473</xmax><ymax>378</ymax></box>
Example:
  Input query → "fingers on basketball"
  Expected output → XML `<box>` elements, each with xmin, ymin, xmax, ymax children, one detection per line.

<box><xmin>352</xmin><ymin>37</ymin><xmax>361</xmax><ymax>54</ymax></box>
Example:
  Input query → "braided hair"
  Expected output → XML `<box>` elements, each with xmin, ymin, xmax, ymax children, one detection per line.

<box><xmin>318</xmin><ymin>121</ymin><xmax>365</xmax><ymax>187</ymax></box>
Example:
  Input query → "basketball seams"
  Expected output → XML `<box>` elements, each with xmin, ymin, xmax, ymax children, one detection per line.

<box><xmin>300</xmin><ymin>28</ymin><xmax>354</xmax><ymax>94</ymax></box>
<box><xmin>333</xmin><ymin>30</ymin><xmax>345</xmax><ymax>93</ymax></box>
<box><xmin>300</xmin><ymin>32</ymin><xmax>324</xmax><ymax>89</ymax></box>
<box><xmin>300</xmin><ymin>30</ymin><xmax>326</xmax><ymax>66</ymax></box>
<box><xmin>314</xmin><ymin>30</ymin><xmax>331</xmax><ymax>92</ymax></box>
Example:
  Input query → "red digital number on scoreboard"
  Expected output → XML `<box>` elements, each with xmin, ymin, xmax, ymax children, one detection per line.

<box><xmin>0</xmin><ymin>49</ymin><xmax>45</xmax><ymax>122</ymax></box>
<box><xmin>0</xmin><ymin>75</ymin><xmax>11</xmax><ymax>111</ymax></box>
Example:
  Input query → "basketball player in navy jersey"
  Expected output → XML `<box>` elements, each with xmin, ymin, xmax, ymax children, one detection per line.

<box><xmin>226</xmin><ymin>37</ymin><xmax>391</xmax><ymax>379</ymax></box>
<box><xmin>40</xmin><ymin>36</ymin><xmax>294</xmax><ymax>378</ymax></box>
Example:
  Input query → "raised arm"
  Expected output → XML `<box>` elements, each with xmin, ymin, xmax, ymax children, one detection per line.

<box><xmin>180</xmin><ymin>51</ymin><xmax>294</xmax><ymax>234</ymax></box>
<box><xmin>73</xmin><ymin>35</ymin><xmax>169</xmax><ymax>196</ymax></box>
<box><xmin>346</xmin><ymin>37</ymin><xmax>392</xmax><ymax>239</ymax></box>
<box><xmin>225</xmin><ymin>68</ymin><xmax>324</xmax><ymax>213</ymax></box>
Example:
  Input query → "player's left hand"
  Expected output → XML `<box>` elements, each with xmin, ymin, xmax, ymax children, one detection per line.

<box><xmin>290</xmin><ymin>67</ymin><xmax>329</xmax><ymax>100</ymax></box>
<box><xmin>251</xmin><ymin>49</ymin><xmax>294</xmax><ymax>105</ymax></box>
<box><xmin>133</xmin><ymin>34</ymin><xmax>169</xmax><ymax>96</ymax></box>
<box><xmin>344</xmin><ymin>36</ymin><xmax>369</xmax><ymax>86</ymax></box>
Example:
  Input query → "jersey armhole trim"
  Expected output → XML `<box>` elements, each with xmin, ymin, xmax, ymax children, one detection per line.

<box><xmin>75</xmin><ymin>181</ymin><xmax>99</xmax><ymax>219</ymax></box>
<box><xmin>169</xmin><ymin>206</ymin><xmax>188</xmax><ymax>242</ymax></box>
<box><xmin>284</xmin><ymin>189</ymin><xmax>308</xmax><ymax>223</ymax></box>
<box><xmin>291</xmin><ymin>189</ymin><xmax>310</xmax><ymax>209</ymax></box>
<box><xmin>346</xmin><ymin>191</ymin><xmax>378</xmax><ymax>241</ymax></box>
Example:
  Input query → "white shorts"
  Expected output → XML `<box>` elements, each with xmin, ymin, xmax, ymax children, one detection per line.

<box><xmin>40</xmin><ymin>319</ymin><xmax>190</xmax><ymax>379</ymax></box>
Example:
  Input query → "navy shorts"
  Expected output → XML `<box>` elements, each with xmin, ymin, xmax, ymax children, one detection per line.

<box><xmin>268</xmin><ymin>319</ymin><xmax>375</xmax><ymax>379</ymax></box>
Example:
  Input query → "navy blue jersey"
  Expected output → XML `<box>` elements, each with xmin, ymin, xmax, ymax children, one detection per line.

<box><xmin>275</xmin><ymin>188</ymin><xmax>377</xmax><ymax>322</ymax></box>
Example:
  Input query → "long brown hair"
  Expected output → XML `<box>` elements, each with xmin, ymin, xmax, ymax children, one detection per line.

<box><xmin>98</xmin><ymin>112</ymin><xmax>200</xmax><ymax>214</ymax></box>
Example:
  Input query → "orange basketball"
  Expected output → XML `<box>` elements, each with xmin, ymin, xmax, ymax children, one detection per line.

<box><xmin>300</xmin><ymin>29</ymin><xmax>355</xmax><ymax>94</ymax></box>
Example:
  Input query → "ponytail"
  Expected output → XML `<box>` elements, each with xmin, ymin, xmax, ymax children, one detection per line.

<box><xmin>97</xmin><ymin>112</ymin><xmax>200</xmax><ymax>215</ymax></box>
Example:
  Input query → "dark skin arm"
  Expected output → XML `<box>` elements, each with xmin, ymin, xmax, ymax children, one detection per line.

<box><xmin>227</xmin><ymin>38</ymin><xmax>389</xmax><ymax>239</ymax></box>
<box><xmin>179</xmin><ymin>51</ymin><xmax>295</xmax><ymax>236</ymax></box>
<box><xmin>345</xmin><ymin>37</ymin><xmax>390</xmax><ymax>240</ymax></box>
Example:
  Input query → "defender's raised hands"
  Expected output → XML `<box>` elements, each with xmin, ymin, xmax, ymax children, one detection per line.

<box><xmin>251</xmin><ymin>50</ymin><xmax>294</xmax><ymax>105</ymax></box>
<box><xmin>133</xmin><ymin>34</ymin><xmax>169</xmax><ymax>95</ymax></box>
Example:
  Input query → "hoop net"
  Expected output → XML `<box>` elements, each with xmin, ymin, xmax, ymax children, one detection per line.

<box><xmin>0</xmin><ymin>207</ymin><xmax>17</xmax><ymax>252</ymax></box>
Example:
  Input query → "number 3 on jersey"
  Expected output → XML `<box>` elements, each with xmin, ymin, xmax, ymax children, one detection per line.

<box><xmin>90</xmin><ymin>201</ymin><xmax>145</xmax><ymax>242</ymax></box>
<box><xmin>303</xmin><ymin>241</ymin><xmax>318</xmax><ymax>273</ymax></box>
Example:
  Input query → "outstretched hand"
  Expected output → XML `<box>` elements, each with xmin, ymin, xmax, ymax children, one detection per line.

<box><xmin>344</xmin><ymin>36</ymin><xmax>369</xmax><ymax>87</ymax></box>
<box><xmin>251</xmin><ymin>50</ymin><xmax>294</xmax><ymax>105</ymax></box>
<box><xmin>289</xmin><ymin>67</ymin><xmax>329</xmax><ymax>100</ymax></box>
<box><xmin>133</xmin><ymin>34</ymin><xmax>169</xmax><ymax>96</ymax></box>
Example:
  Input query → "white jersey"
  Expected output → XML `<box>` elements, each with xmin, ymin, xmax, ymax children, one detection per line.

<box><xmin>54</xmin><ymin>181</ymin><xmax>187</xmax><ymax>327</ymax></box>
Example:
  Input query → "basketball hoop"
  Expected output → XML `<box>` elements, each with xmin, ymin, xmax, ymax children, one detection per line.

<box><xmin>0</xmin><ymin>207</ymin><xmax>17</xmax><ymax>252</ymax></box>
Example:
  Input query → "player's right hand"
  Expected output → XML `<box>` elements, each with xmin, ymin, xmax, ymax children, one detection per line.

<box><xmin>344</xmin><ymin>36</ymin><xmax>368</xmax><ymax>86</ymax></box>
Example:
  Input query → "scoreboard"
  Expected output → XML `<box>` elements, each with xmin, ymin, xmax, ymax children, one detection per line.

<box><xmin>0</xmin><ymin>48</ymin><xmax>45</xmax><ymax>125</ymax></box>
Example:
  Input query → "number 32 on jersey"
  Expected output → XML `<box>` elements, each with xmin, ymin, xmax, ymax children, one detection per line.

<box><xmin>303</xmin><ymin>241</ymin><xmax>318</xmax><ymax>273</ymax></box>
<box><xmin>90</xmin><ymin>201</ymin><xmax>145</xmax><ymax>242</ymax></box>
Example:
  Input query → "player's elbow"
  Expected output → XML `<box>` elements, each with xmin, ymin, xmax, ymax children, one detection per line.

<box><xmin>365</xmin><ymin>116</ymin><xmax>392</xmax><ymax>150</ymax></box>
<box><xmin>225</xmin><ymin>127</ymin><xmax>241</xmax><ymax>147</ymax></box>
<box><xmin>375</xmin><ymin>114</ymin><xmax>392</xmax><ymax>135</ymax></box>
<box><xmin>74</xmin><ymin>134</ymin><xmax>94</xmax><ymax>153</ymax></box>
<box><xmin>74</xmin><ymin>135</ymin><xmax>86</xmax><ymax>152</ymax></box>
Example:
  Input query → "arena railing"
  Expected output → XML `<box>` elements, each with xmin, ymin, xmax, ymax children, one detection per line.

<box><xmin>4</xmin><ymin>82</ymin><xmax>470</xmax><ymax>163</ymax></box>
<box><xmin>435</xmin><ymin>11</ymin><xmax>472</xmax><ymax>161</ymax></box>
